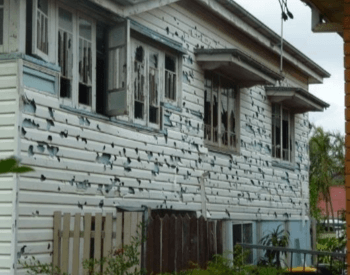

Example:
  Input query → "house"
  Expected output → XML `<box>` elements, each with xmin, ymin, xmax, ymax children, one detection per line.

<box><xmin>0</xmin><ymin>0</ymin><xmax>330</xmax><ymax>273</ymax></box>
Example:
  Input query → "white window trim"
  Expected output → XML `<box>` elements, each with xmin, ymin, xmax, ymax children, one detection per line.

<box><xmin>32</xmin><ymin>0</ymin><xmax>56</xmax><ymax>63</ymax></box>
<box><xmin>272</xmin><ymin>103</ymin><xmax>295</xmax><ymax>163</ymax></box>
<box><xmin>130</xmin><ymin>37</ymin><xmax>181</xmax><ymax>129</ymax></box>
<box><xmin>55</xmin><ymin>4</ymin><xmax>96</xmax><ymax>112</ymax></box>
<box><xmin>204</xmin><ymin>73</ymin><xmax>240</xmax><ymax>153</ymax></box>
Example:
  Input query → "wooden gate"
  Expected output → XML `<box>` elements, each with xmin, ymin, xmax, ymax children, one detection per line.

<box><xmin>53</xmin><ymin>211</ymin><xmax>143</xmax><ymax>275</ymax></box>
<box><xmin>146</xmin><ymin>214</ymin><xmax>223</xmax><ymax>274</ymax></box>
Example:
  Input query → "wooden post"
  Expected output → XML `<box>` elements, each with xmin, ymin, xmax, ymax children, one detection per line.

<box><xmin>53</xmin><ymin>212</ymin><xmax>61</xmax><ymax>269</ymax></box>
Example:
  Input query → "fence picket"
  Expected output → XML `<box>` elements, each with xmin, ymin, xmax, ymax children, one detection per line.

<box><xmin>182</xmin><ymin>215</ymin><xmax>190</xmax><ymax>269</ymax></box>
<box><xmin>189</xmin><ymin>216</ymin><xmax>198</xmax><ymax>266</ymax></box>
<box><xmin>94</xmin><ymin>213</ymin><xmax>102</xmax><ymax>266</ymax></box>
<box><xmin>116</xmin><ymin>212</ymin><xmax>123</xmax><ymax>251</ymax></box>
<box><xmin>83</xmin><ymin>213</ymin><xmax>92</xmax><ymax>275</ymax></box>
<box><xmin>146</xmin><ymin>216</ymin><xmax>154</xmax><ymax>275</ymax></box>
<box><xmin>162</xmin><ymin>215</ymin><xmax>170</xmax><ymax>273</ymax></box>
<box><xmin>72</xmin><ymin>213</ymin><xmax>81</xmax><ymax>275</ymax></box>
<box><xmin>53</xmin><ymin>212</ymin><xmax>61</xmax><ymax>269</ymax></box>
<box><xmin>153</xmin><ymin>215</ymin><xmax>161</xmax><ymax>274</ymax></box>
<box><xmin>124</xmin><ymin>212</ymin><xmax>132</xmax><ymax>246</ymax></box>
<box><xmin>198</xmin><ymin>216</ymin><xmax>207</xmax><ymax>268</ymax></box>
<box><xmin>103</xmin><ymin>213</ymin><xmax>113</xmax><ymax>272</ymax></box>
<box><xmin>208</xmin><ymin>221</ymin><xmax>215</xmax><ymax>260</ymax></box>
<box><xmin>175</xmin><ymin>215</ymin><xmax>183</xmax><ymax>273</ymax></box>
<box><xmin>216</xmin><ymin>220</ymin><xmax>223</xmax><ymax>255</ymax></box>
<box><xmin>61</xmin><ymin>213</ymin><xmax>71</xmax><ymax>274</ymax></box>
<box><xmin>168</xmin><ymin>215</ymin><xmax>176</xmax><ymax>272</ymax></box>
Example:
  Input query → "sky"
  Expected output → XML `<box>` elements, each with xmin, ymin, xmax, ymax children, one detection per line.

<box><xmin>233</xmin><ymin>0</ymin><xmax>345</xmax><ymax>135</ymax></box>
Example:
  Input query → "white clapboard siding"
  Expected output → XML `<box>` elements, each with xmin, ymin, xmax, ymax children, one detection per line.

<box><xmin>0</xmin><ymin>59</ymin><xmax>18</xmax><ymax>272</ymax></box>
<box><xmin>12</xmin><ymin>2</ymin><xmax>316</xmax><ymax>267</ymax></box>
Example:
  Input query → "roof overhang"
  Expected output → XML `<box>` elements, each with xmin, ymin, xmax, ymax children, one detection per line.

<box><xmin>265</xmin><ymin>86</ymin><xmax>330</xmax><ymax>113</ymax></box>
<box><xmin>195</xmin><ymin>49</ymin><xmax>284</xmax><ymax>88</ymax></box>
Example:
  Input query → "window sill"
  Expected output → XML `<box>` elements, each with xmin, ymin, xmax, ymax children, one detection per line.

<box><xmin>0</xmin><ymin>53</ymin><xmax>61</xmax><ymax>72</ymax></box>
<box><xmin>205</xmin><ymin>143</ymin><xmax>239</xmax><ymax>156</ymax></box>
<box><xmin>60</xmin><ymin>105</ymin><xmax>167</xmax><ymax>135</ymax></box>
<box><xmin>271</xmin><ymin>160</ymin><xmax>297</xmax><ymax>171</ymax></box>
<box><xmin>161</xmin><ymin>101</ymin><xmax>182</xmax><ymax>113</ymax></box>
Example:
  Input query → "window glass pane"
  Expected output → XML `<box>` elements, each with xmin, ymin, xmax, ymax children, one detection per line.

<box><xmin>0</xmin><ymin>1</ymin><xmax>4</xmax><ymax>5</ymax></box>
<box><xmin>149</xmin><ymin>52</ymin><xmax>159</xmax><ymax>124</ymax></box>
<box><xmin>228</xmin><ymin>88</ymin><xmax>235</xmax><ymax>147</ymax></box>
<box><xmin>38</xmin><ymin>0</ymin><xmax>48</xmax><ymax>15</ymax></box>
<box><xmin>204</xmin><ymin>74</ymin><xmax>212</xmax><ymax>142</ymax></box>
<box><xmin>232</xmin><ymin>224</ymin><xmax>242</xmax><ymax>247</ymax></box>
<box><xmin>59</xmin><ymin>8</ymin><xmax>73</xmax><ymax>32</ymax></box>
<box><xmin>243</xmin><ymin>224</ymin><xmax>253</xmax><ymax>264</ymax></box>
<box><xmin>133</xmin><ymin>44</ymin><xmax>145</xmax><ymax>119</ymax></box>
<box><xmin>221</xmin><ymin>87</ymin><xmax>228</xmax><ymax>146</ymax></box>
<box><xmin>165</xmin><ymin>55</ymin><xmax>175</xmax><ymax>72</ymax></box>
<box><xmin>79</xmin><ymin>18</ymin><xmax>92</xmax><ymax>41</ymax></box>
<box><xmin>282</xmin><ymin>109</ymin><xmax>289</xmax><ymax>161</ymax></box>
<box><xmin>273</xmin><ymin>104</ymin><xmax>281</xmax><ymax>158</ymax></box>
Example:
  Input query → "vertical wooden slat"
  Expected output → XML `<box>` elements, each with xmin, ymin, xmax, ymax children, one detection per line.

<box><xmin>137</xmin><ymin>213</ymin><xmax>143</xmax><ymax>270</ymax></box>
<box><xmin>61</xmin><ymin>213</ymin><xmax>71</xmax><ymax>274</ymax></box>
<box><xmin>182</xmin><ymin>215</ymin><xmax>190</xmax><ymax>270</ymax></box>
<box><xmin>146</xmin><ymin>216</ymin><xmax>154</xmax><ymax>275</ymax></box>
<box><xmin>72</xmin><ymin>213</ymin><xmax>81</xmax><ymax>275</ymax></box>
<box><xmin>208</xmin><ymin>221</ymin><xmax>215</xmax><ymax>261</ymax></box>
<box><xmin>216</xmin><ymin>220</ymin><xmax>223</xmax><ymax>255</ymax></box>
<box><xmin>129</xmin><ymin>212</ymin><xmax>139</xmax><ymax>274</ymax></box>
<box><xmin>189</xmin><ymin>216</ymin><xmax>198</xmax><ymax>267</ymax></box>
<box><xmin>198</xmin><ymin>216</ymin><xmax>208</xmax><ymax>269</ymax></box>
<box><xmin>124</xmin><ymin>212</ymin><xmax>132</xmax><ymax>246</ymax></box>
<box><xmin>116</xmin><ymin>212</ymin><xmax>123</xmax><ymax>250</ymax></box>
<box><xmin>53</xmin><ymin>212</ymin><xmax>61</xmax><ymax>269</ymax></box>
<box><xmin>103</xmin><ymin>213</ymin><xmax>113</xmax><ymax>272</ymax></box>
<box><xmin>153</xmin><ymin>215</ymin><xmax>161</xmax><ymax>274</ymax></box>
<box><xmin>83</xmin><ymin>213</ymin><xmax>92</xmax><ymax>275</ymax></box>
<box><xmin>175</xmin><ymin>215</ymin><xmax>183</xmax><ymax>273</ymax></box>
<box><xmin>161</xmin><ymin>215</ymin><xmax>170</xmax><ymax>273</ymax></box>
<box><xmin>168</xmin><ymin>215</ymin><xmax>176</xmax><ymax>272</ymax></box>
<box><xmin>94</xmin><ymin>213</ymin><xmax>102</xmax><ymax>262</ymax></box>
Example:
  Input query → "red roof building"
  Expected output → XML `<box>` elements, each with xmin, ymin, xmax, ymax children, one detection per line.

<box><xmin>318</xmin><ymin>186</ymin><xmax>346</xmax><ymax>217</ymax></box>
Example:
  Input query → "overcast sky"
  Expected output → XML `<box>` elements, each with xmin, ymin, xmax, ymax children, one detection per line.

<box><xmin>233</xmin><ymin>0</ymin><xmax>344</xmax><ymax>135</ymax></box>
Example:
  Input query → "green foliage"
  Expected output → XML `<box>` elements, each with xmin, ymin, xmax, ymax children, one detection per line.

<box><xmin>258</xmin><ymin>225</ymin><xmax>290</xmax><ymax>268</ymax></box>
<box><xmin>19</xmin><ymin>224</ymin><xmax>145</xmax><ymax>275</ymax></box>
<box><xmin>83</xmin><ymin>225</ymin><xmax>145</xmax><ymax>275</ymax></box>
<box><xmin>309</xmin><ymin>126</ymin><xmax>344</xmax><ymax>221</ymax></box>
<box><xmin>0</xmin><ymin>157</ymin><xmax>34</xmax><ymax>174</ymax></box>
<box><xmin>19</xmin><ymin>256</ymin><xmax>65</xmax><ymax>275</ymax></box>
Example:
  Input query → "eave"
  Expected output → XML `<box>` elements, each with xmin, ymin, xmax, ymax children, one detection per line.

<box><xmin>265</xmin><ymin>86</ymin><xmax>330</xmax><ymax>113</ymax></box>
<box><xmin>195</xmin><ymin>49</ymin><xmax>284</xmax><ymax>88</ymax></box>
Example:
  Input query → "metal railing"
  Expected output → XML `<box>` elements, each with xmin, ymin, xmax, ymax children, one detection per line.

<box><xmin>238</xmin><ymin>243</ymin><xmax>346</xmax><ymax>274</ymax></box>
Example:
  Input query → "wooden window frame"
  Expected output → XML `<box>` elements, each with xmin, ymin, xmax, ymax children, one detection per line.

<box><xmin>271</xmin><ymin>103</ymin><xmax>294</xmax><ymax>162</ymax></box>
<box><xmin>204</xmin><ymin>72</ymin><xmax>239</xmax><ymax>153</ymax></box>
<box><xmin>55</xmin><ymin>4</ymin><xmax>96</xmax><ymax>112</ymax></box>
<box><xmin>32</xmin><ymin>0</ymin><xmax>56</xmax><ymax>63</ymax></box>
<box><xmin>131</xmin><ymin>37</ymin><xmax>180</xmax><ymax>129</ymax></box>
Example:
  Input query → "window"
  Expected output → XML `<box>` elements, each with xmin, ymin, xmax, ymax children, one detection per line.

<box><xmin>0</xmin><ymin>0</ymin><xmax>4</xmax><ymax>46</ymax></box>
<box><xmin>233</xmin><ymin>223</ymin><xmax>253</xmax><ymax>264</ymax></box>
<box><xmin>56</xmin><ymin>4</ymin><xmax>96</xmax><ymax>109</ymax></box>
<box><xmin>32</xmin><ymin>0</ymin><xmax>55</xmax><ymax>62</ymax></box>
<box><xmin>271</xmin><ymin>103</ymin><xmax>293</xmax><ymax>161</ymax></box>
<box><xmin>204</xmin><ymin>72</ymin><xmax>237</xmax><ymax>150</ymax></box>
<box><xmin>131</xmin><ymin>38</ymin><xmax>179</xmax><ymax>128</ymax></box>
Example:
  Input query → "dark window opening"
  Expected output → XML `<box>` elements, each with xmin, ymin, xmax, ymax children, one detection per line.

<box><xmin>135</xmin><ymin>46</ymin><xmax>144</xmax><ymax>63</ymax></box>
<box><xmin>79</xmin><ymin>84</ymin><xmax>91</xmax><ymax>105</ymax></box>
<box><xmin>165</xmin><ymin>55</ymin><xmax>176</xmax><ymax>100</ymax></box>
<box><xmin>0</xmin><ymin>2</ymin><xmax>4</xmax><ymax>46</ymax></box>
<box><xmin>26</xmin><ymin>0</ymin><xmax>33</xmax><ymax>55</ymax></box>
<box><xmin>233</xmin><ymin>223</ymin><xmax>253</xmax><ymax>264</ymax></box>
<box><xmin>135</xmin><ymin>101</ymin><xmax>143</xmax><ymax>119</ymax></box>
<box><xmin>149</xmin><ymin>106</ymin><xmax>158</xmax><ymax>124</ymax></box>
<box><xmin>60</xmin><ymin>78</ymin><xmax>71</xmax><ymax>98</ymax></box>
<box><xmin>96</xmin><ymin>23</ymin><xmax>107</xmax><ymax>115</ymax></box>
<box><xmin>165</xmin><ymin>55</ymin><xmax>175</xmax><ymax>72</ymax></box>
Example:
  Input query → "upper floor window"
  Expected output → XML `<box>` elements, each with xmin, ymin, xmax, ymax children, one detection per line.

<box><xmin>272</xmin><ymin>103</ymin><xmax>293</xmax><ymax>162</ymax></box>
<box><xmin>57</xmin><ymin>4</ymin><xmax>95</xmax><ymax>110</ymax></box>
<box><xmin>204</xmin><ymin>72</ymin><xmax>238</xmax><ymax>151</ymax></box>
<box><xmin>131</xmin><ymin>38</ymin><xmax>180</xmax><ymax>128</ymax></box>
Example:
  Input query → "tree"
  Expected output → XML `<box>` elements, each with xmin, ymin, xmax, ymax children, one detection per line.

<box><xmin>309</xmin><ymin>126</ymin><xmax>345</xmax><ymax>230</ymax></box>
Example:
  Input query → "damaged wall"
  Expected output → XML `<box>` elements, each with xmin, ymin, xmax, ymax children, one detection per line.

<box><xmin>13</xmin><ymin>1</ymin><xmax>312</xmax><ymax>269</ymax></box>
